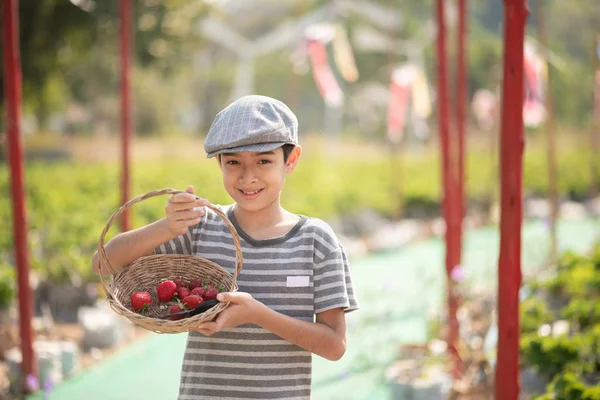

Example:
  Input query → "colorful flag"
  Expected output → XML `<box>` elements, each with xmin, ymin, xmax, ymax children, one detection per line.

<box><xmin>411</xmin><ymin>67</ymin><xmax>432</xmax><ymax>119</ymax></box>
<box><xmin>387</xmin><ymin>65</ymin><xmax>416</xmax><ymax>143</ymax></box>
<box><xmin>306</xmin><ymin>39</ymin><xmax>343</xmax><ymax>107</ymax></box>
<box><xmin>523</xmin><ymin>42</ymin><xmax>547</xmax><ymax>127</ymax></box>
<box><xmin>333</xmin><ymin>25</ymin><xmax>359</xmax><ymax>83</ymax></box>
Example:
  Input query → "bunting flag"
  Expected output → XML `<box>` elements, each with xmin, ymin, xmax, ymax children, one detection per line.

<box><xmin>387</xmin><ymin>65</ymin><xmax>416</xmax><ymax>143</ymax></box>
<box><xmin>332</xmin><ymin>25</ymin><xmax>359</xmax><ymax>83</ymax></box>
<box><xmin>523</xmin><ymin>43</ymin><xmax>547</xmax><ymax>127</ymax></box>
<box><xmin>306</xmin><ymin>39</ymin><xmax>343</xmax><ymax>107</ymax></box>
<box><xmin>411</xmin><ymin>67</ymin><xmax>432</xmax><ymax>119</ymax></box>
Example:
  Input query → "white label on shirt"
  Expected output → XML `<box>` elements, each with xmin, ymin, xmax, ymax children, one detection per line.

<box><xmin>286</xmin><ymin>276</ymin><xmax>310</xmax><ymax>287</ymax></box>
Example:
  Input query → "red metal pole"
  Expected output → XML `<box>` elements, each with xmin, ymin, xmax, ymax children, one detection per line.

<box><xmin>495</xmin><ymin>0</ymin><xmax>529</xmax><ymax>399</ymax></box>
<box><xmin>2</xmin><ymin>0</ymin><xmax>37</xmax><ymax>389</ymax></box>
<box><xmin>436</xmin><ymin>0</ymin><xmax>461</xmax><ymax>378</ymax></box>
<box><xmin>120</xmin><ymin>0</ymin><xmax>132</xmax><ymax>231</ymax></box>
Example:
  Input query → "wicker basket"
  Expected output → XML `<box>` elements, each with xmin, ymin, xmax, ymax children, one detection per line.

<box><xmin>97</xmin><ymin>188</ymin><xmax>243</xmax><ymax>334</ymax></box>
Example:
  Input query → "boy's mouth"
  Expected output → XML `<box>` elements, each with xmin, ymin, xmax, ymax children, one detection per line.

<box><xmin>238</xmin><ymin>188</ymin><xmax>263</xmax><ymax>199</ymax></box>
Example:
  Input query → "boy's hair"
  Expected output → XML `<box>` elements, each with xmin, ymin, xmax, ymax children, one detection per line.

<box><xmin>281</xmin><ymin>143</ymin><xmax>296</xmax><ymax>163</ymax></box>
<box><xmin>217</xmin><ymin>144</ymin><xmax>296</xmax><ymax>163</ymax></box>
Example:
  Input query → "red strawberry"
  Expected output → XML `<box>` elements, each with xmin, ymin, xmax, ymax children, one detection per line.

<box><xmin>177</xmin><ymin>287</ymin><xmax>190</xmax><ymax>299</ymax></box>
<box><xmin>130</xmin><ymin>291</ymin><xmax>152</xmax><ymax>312</ymax></box>
<box><xmin>182</xmin><ymin>295</ymin><xmax>203</xmax><ymax>309</ymax></box>
<box><xmin>189</xmin><ymin>279</ymin><xmax>204</xmax><ymax>290</ymax></box>
<box><xmin>173</xmin><ymin>278</ymin><xmax>187</xmax><ymax>289</ymax></box>
<box><xmin>169</xmin><ymin>304</ymin><xmax>184</xmax><ymax>321</ymax></box>
<box><xmin>190</xmin><ymin>287</ymin><xmax>205</xmax><ymax>297</ymax></box>
<box><xmin>204</xmin><ymin>287</ymin><xmax>219</xmax><ymax>301</ymax></box>
<box><xmin>156</xmin><ymin>280</ymin><xmax>178</xmax><ymax>302</ymax></box>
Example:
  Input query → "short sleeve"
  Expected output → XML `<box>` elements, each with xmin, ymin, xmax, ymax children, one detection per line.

<box><xmin>154</xmin><ymin>228</ymin><xmax>194</xmax><ymax>255</ymax></box>
<box><xmin>314</xmin><ymin>247</ymin><xmax>359</xmax><ymax>314</ymax></box>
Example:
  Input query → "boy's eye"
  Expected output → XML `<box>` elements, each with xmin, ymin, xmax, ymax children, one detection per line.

<box><xmin>258</xmin><ymin>159</ymin><xmax>272</xmax><ymax>165</ymax></box>
<box><xmin>225</xmin><ymin>160</ymin><xmax>240</xmax><ymax>165</ymax></box>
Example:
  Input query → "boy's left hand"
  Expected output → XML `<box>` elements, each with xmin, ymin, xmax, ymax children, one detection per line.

<box><xmin>196</xmin><ymin>292</ymin><xmax>259</xmax><ymax>336</ymax></box>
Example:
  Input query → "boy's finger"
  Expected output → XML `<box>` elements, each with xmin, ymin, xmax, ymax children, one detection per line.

<box><xmin>169</xmin><ymin>200</ymin><xmax>207</xmax><ymax>212</ymax></box>
<box><xmin>198</xmin><ymin>322</ymin><xmax>217</xmax><ymax>331</ymax></box>
<box><xmin>176</xmin><ymin>217</ymin><xmax>201</xmax><ymax>229</ymax></box>
<box><xmin>174</xmin><ymin>210</ymin><xmax>204</xmax><ymax>221</ymax></box>
<box><xmin>170</xmin><ymin>192</ymin><xmax>197</xmax><ymax>203</ymax></box>
<box><xmin>166</xmin><ymin>201</ymin><xmax>206</xmax><ymax>215</ymax></box>
<box><xmin>186</xmin><ymin>185</ymin><xmax>195</xmax><ymax>194</ymax></box>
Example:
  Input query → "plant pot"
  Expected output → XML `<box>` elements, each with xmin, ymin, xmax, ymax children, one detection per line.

<box><xmin>35</xmin><ymin>282</ymin><xmax>97</xmax><ymax>323</ymax></box>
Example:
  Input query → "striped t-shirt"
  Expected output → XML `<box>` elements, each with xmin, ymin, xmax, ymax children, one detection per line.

<box><xmin>155</xmin><ymin>205</ymin><xmax>359</xmax><ymax>400</ymax></box>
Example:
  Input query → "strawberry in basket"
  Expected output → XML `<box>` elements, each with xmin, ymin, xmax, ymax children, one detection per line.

<box><xmin>130</xmin><ymin>291</ymin><xmax>152</xmax><ymax>312</ymax></box>
<box><xmin>157</xmin><ymin>280</ymin><xmax>178</xmax><ymax>302</ymax></box>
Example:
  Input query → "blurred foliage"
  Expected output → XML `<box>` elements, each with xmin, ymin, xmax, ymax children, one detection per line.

<box><xmin>520</xmin><ymin>297</ymin><xmax>554</xmax><ymax>334</ymax></box>
<box><xmin>562</xmin><ymin>299</ymin><xmax>600</xmax><ymax>332</ymax></box>
<box><xmin>0</xmin><ymin>0</ymin><xmax>598</xmax><ymax>134</ymax></box>
<box><xmin>521</xmin><ymin>245</ymin><xmax>600</xmax><ymax>398</ymax></box>
<box><xmin>0</xmin><ymin>264</ymin><xmax>15</xmax><ymax>309</ymax></box>
<box><xmin>534</xmin><ymin>372</ymin><xmax>600</xmax><ymax>400</ymax></box>
<box><xmin>0</xmin><ymin>136</ymin><xmax>598</xmax><ymax>288</ymax></box>
<box><xmin>521</xmin><ymin>332</ymin><xmax>588</xmax><ymax>378</ymax></box>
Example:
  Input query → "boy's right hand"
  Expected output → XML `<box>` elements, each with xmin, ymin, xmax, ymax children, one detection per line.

<box><xmin>165</xmin><ymin>185</ymin><xmax>209</xmax><ymax>237</ymax></box>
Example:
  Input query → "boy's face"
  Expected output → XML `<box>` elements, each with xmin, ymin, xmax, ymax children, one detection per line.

<box><xmin>218</xmin><ymin>146</ymin><xmax>301</xmax><ymax>213</ymax></box>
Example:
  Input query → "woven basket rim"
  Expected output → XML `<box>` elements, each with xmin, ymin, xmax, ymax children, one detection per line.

<box><xmin>96</xmin><ymin>188</ymin><xmax>244</xmax><ymax>333</ymax></box>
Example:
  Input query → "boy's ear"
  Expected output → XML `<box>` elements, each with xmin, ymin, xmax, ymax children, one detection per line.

<box><xmin>285</xmin><ymin>145</ymin><xmax>302</xmax><ymax>173</ymax></box>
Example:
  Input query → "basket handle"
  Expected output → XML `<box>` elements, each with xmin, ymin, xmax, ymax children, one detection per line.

<box><xmin>97</xmin><ymin>188</ymin><xmax>244</xmax><ymax>293</ymax></box>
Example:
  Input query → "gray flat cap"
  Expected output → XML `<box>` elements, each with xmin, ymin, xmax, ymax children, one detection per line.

<box><xmin>204</xmin><ymin>95</ymin><xmax>298</xmax><ymax>158</ymax></box>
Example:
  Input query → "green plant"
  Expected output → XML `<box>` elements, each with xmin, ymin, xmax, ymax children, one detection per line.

<box><xmin>0</xmin><ymin>264</ymin><xmax>15</xmax><ymax>309</ymax></box>
<box><xmin>521</xmin><ymin>297</ymin><xmax>554</xmax><ymax>334</ymax></box>
<box><xmin>520</xmin><ymin>333</ymin><xmax>588</xmax><ymax>378</ymax></box>
<box><xmin>562</xmin><ymin>299</ymin><xmax>600</xmax><ymax>331</ymax></box>
<box><xmin>535</xmin><ymin>372</ymin><xmax>600</xmax><ymax>400</ymax></box>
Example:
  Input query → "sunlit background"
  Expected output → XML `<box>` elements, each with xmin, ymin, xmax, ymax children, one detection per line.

<box><xmin>1</xmin><ymin>0</ymin><xmax>599</xmax><ymax>399</ymax></box>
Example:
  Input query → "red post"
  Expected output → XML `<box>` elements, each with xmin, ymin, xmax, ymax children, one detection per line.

<box><xmin>436</xmin><ymin>0</ymin><xmax>462</xmax><ymax>378</ymax></box>
<box><xmin>120</xmin><ymin>0</ymin><xmax>132</xmax><ymax>231</ymax></box>
<box><xmin>2</xmin><ymin>0</ymin><xmax>37</xmax><ymax>389</ymax></box>
<box><xmin>495</xmin><ymin>1</ymin><xmax>529</xmax><ymax>399</ymax></box>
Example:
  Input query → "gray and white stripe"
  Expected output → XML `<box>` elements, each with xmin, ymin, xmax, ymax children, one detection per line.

<box><xmin>155</xmin><ymin>205</ymin><xmax>359</xmax><ymax>400</ymax></box>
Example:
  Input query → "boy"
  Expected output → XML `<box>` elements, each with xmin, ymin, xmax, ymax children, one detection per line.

<box><xmin>92</xmin><ymin>95</ymin><xmax>359</xmax><ymax>399</ymax></box>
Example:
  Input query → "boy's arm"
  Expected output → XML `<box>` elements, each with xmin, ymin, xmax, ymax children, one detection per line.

<box><xmin>197</xmin><ymin>292</ymin><xmax>347</xmax><ymax>361</ymax></box>
<box><xmin>92</xmin><ymin>186</ymin><xmax>208</xmax><ymax>276</ymax></box>
<box><xmin>255</xmin><ymin>302</ymin><xmax>347</xmax><ymax>361</ymax></box>
<box><xmin>92</xmin><ymin>218</ymin><xmax>175</xmax><ymax>276</ymax></box>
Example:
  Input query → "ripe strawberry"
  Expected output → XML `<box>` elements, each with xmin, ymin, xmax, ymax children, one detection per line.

<box><xmin>173</xmin><ymin>278</ymin><xmax>187</xmax><ymax>289</ymax></box>
<box><xmin>169</xmin><ymin>304</ymin><xmax>184</xmax><ymax>321</ymax></box>
<box><xmin>190</xmin><ymin>287</ymin><xmax>205</xmax><ymax>297</ymax></box>
<box><xmin>182</xmin><ymin>295</ymin><xmax>203</xmax><ymax>309</ymax></box>
<box><xmin>204</xmin><ymin>287</ymin><xmax>219</xmax><ymax>301</ymax></box>
<box><xmin>156</xmin><ymin>280</ymin><xmax>178</xmax><ymax>302</ymax></box>
<box><xmin>189</xmin><ymin>279</ymin><xmax>204</xmax><ymax>290</ymax></box>
<box><xmin>177</xmin><ymin>287</ymin><xmax>190</xmax><ymax>299</ymax></box>
<box><xmin>130</xmin><ymin>291</ymin><xmax>152</xmax><ymax>312</ymax></box>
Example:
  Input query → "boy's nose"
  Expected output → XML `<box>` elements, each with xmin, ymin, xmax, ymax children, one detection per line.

<box><xmin>239</xmin><ymin>168</ymin><xmax>258</xmax><ymax>183</ymax></box>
